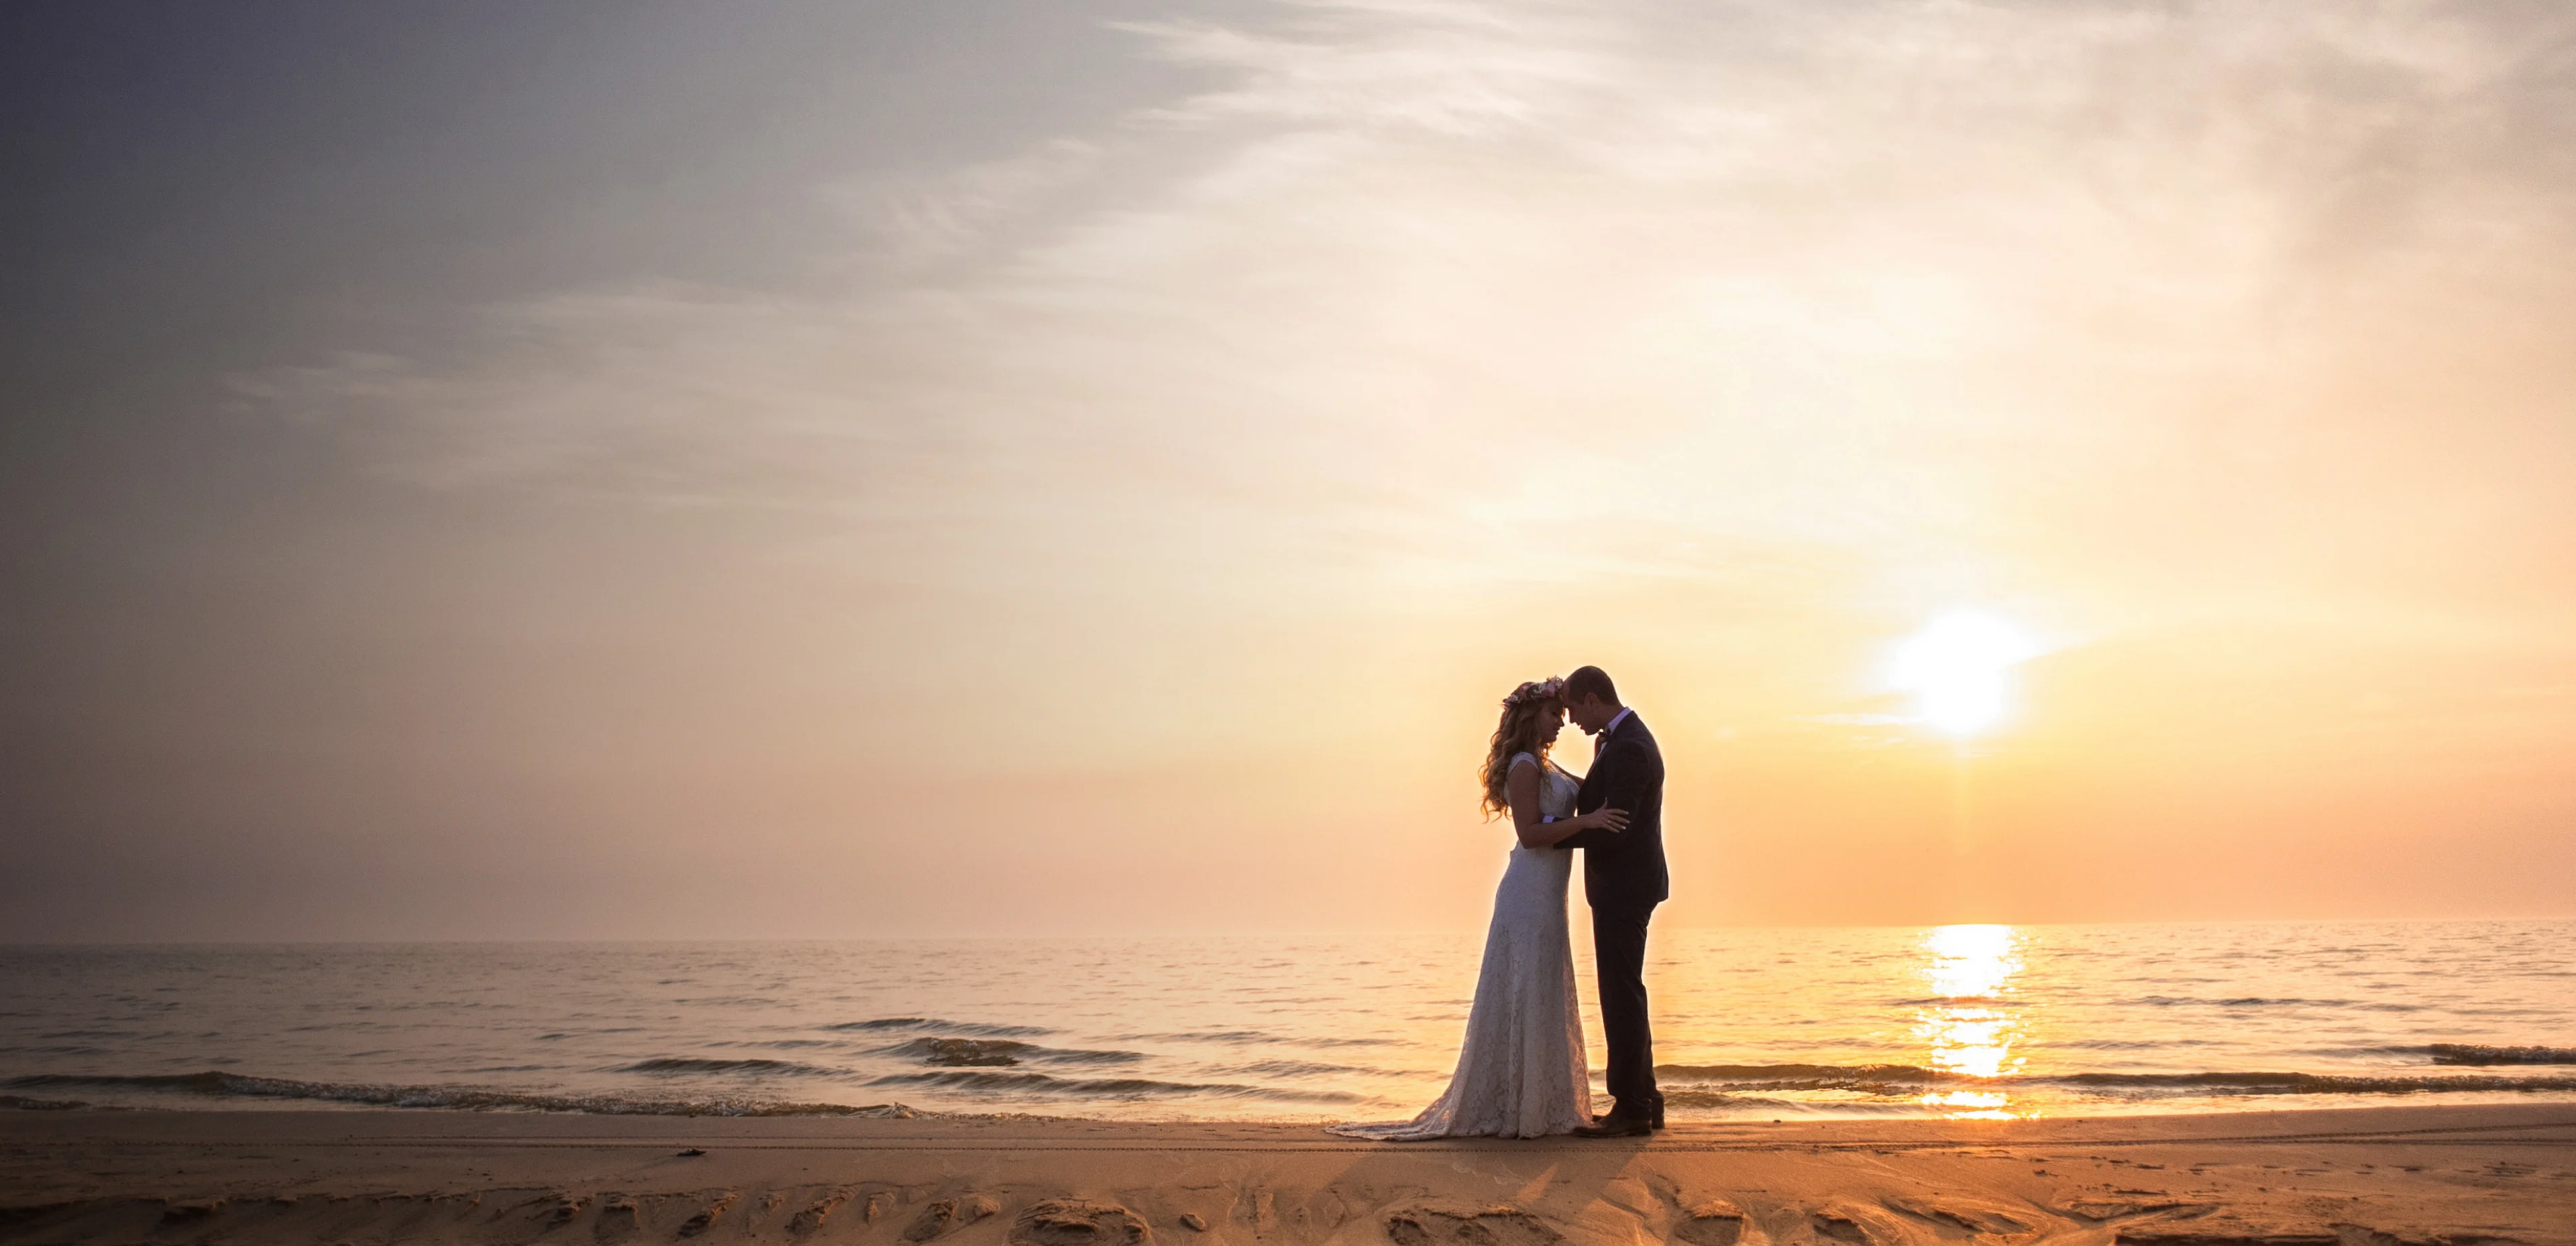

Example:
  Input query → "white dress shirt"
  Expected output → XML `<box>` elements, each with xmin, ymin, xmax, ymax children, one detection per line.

<box><xmin>1548</xmin><ymin>709</ymin><xmax>1633</xmax><ymax>825</ymax></box>
<box><xmin>1597</xmin><ymin>707</ymin><xmax>1633</xmax><ymax>750</ymax></box>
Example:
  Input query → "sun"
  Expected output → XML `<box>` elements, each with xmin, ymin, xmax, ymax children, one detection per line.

<box><xmin>1888</xmin><ymin>612</ymin><xmax>2038</xmax><ymax>736</ymax></box>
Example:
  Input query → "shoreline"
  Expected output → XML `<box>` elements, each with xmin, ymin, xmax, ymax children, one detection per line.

<box><xmin>5</xmin><ymin>1103</ymin><xmax>2571</xmax><ymax>1243</ymax></box>
<box><xmin>13</xmin><ymin>1091</ymin><xmax>2576</xmax><ymax>1125</ymax></box>
<box><xmin>14</xmin><ymin>1067</ymin><xmax>2576</xmax><ymax>1126</ymax></box>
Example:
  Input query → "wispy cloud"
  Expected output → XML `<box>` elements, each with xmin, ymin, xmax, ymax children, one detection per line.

<box><xmin>233</xmin><ymin>0</ymin><xmax>2576</xmax><ymax>639</ymax></box>
<box><xmin>44</xmin><ymin>0</ymin><xmax>2576</xmax><ymax>935</ymax></box>
<box><xmin>1121</xmin><ymin>0</ymin><xmax>1611</xmax><ymax>135</ymax></box>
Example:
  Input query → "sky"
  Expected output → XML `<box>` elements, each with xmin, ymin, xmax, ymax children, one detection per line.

<box><xmin>4</xmin><ymin>0</ymin><xmax>2573</xmax><ymax>942</ymax></box>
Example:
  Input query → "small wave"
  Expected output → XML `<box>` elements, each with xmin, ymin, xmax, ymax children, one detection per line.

<box><xmin>867</xmin><ymin>1070</ymin><xmax>1359</xmax><ymax>1104</ymax></box>
<box><xmin>1662</xmin><ymin>1089</ymin><xmax>1792</xmax><ymax>1109</ymax></box>
<box><xmin>1659</xmin><ymin>1063</ymin><xmax>1944</xmax><ymax>1090</ymax></box>
<box><xmin>2429</xmin><ymin>1043</ymin><xmax>2576</xmax><ymax>1066</ymax></box>
<box><xmin>1120</xmin><ymin>1029</ymin><xmax>1277</xmax><ymax>1043</ymax></box>
<box><xmin>1663</xmin><ymin>1090</ymin><xmax>1918</xmax><ymax>1115</ymax></box>
<box><xmin>616</xmin><ymin>1058</ymin><xmax>839</xmax><ymax>1077</ymax></box>
<box><xmin>879</xmin><ymin>1037</ymin><xmax>1143</xmax><ymax>1068</ymax></box>
<box><xmin>1890</xmin><ymin>996</ymin><xmax>2022</xmax><ymax>1007</ymax></box>
<box><xmin>1119</xmin><ymin>1030</ymin><xmax>1393</xmax><ymax>1048</ymax></box>
<box><xmin>4</xmin><ymin>1072</ymin><xmax>915</xmax><ymax>1117</ymax></box>
<box><xmin>1651</xmin><ymin>1063</ymin><xmax>2576</xmax><ymax>1098</ymax></box>
<box><xmin>825</xmin><ymin>1017</ymin><xmax>1053</xmax><ymax>1037</ymax></box>
<box><xmin>2131</xmin><ymin>996</ymin><xmax>2424</xmax><ymax>1013</ymax></box>
<box><xmin>0</xmin><ymin>1095</ymin><xmax>88</xmax><ymax>1111</ymax></box>
<box><xmin>900</xmin><ymin>1038</ymin><xmax>1029</xmax><ymax>1067</ymax></box>
<box><xmin>1036</xmin><ymin>1048</ymin><xmax>1146</xmax><ymax>1065</ymax></box>
<box><xmin>2051</xmin><ymin>1071</ymin><xmax>2576</xmax><ymax>1094</ymax></box>
<box><xmin>1218</xmin><ymin>1058</ymin><xmax>1379</xmax><ymax>1078</ymax></box>
<box><xmin>2051</xmin><ymin>1038</ymin><xmax>2218</xmax><ymax>1051</ymax></box>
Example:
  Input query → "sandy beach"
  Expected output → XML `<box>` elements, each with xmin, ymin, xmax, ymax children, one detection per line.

<box><xmin>2</xmin><ymin>1105</ymin><xmax>2569</xmax><ymax>1245</ymax></box>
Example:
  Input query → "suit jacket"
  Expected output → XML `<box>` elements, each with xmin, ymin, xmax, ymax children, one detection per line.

<box><xmin>1558</xmin><ymin>711</ymin><xmax>1670</xmax><ymax>910</ymax></box>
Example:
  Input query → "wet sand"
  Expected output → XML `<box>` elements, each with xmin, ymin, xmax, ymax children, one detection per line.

<box><xmin>1</xmin><ymin>1104</ymin><xmax>2571</xmax><ymax>1244</ymax></box>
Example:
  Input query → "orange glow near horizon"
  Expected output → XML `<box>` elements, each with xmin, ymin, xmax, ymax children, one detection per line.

<box><xmin>5</xmin><ymin>2</ymin><xmax>2575</xmax><ymax>944</ymax></box>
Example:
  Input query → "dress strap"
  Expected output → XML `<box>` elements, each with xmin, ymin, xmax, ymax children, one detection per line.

<box><xmin>1509</xmin><ymin>750</ymin><xmax>1540</xmax><ymax>770</ymax></box>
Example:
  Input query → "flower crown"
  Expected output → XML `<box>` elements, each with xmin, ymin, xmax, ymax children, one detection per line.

<box><xmin>1503</xmin><ymin>676</ymin><xmax>1566</xmax><ymax>709</ymax></box>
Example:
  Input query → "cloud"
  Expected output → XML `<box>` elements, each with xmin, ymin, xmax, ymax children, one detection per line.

<box><xmin>828</xmin><ymin>139</ymin><xmax>1106</xmax><ymax>267</ymax></box>
<box><xmin>229</xmin><ymin>0</ymin><xmax>2576</xmax><ymax>622</ymax></box>
<box><xmin>47</xmin><ymin>0</ymin><xmax>2576</xmax><ymax>935</ymax></box>
<box><xmin>1120</xmin><ymin>0</ymin><xmax>1611</xmax><ymax>136</ymax></box>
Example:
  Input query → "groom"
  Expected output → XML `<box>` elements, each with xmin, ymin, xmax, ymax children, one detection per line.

<box><xmin>1554</xmin><ymin>665</ymin><xmax>1668</xmax><ymax>1137</ymax></box>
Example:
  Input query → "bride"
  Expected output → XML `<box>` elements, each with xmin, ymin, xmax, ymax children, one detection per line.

<box><xmin>1329</xmin><ymin>676</ymin><xmax>1628</xmax><ymax>1139</ymax></box>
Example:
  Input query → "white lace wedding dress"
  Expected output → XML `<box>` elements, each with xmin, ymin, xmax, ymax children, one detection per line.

<box><xmin>1329</xmin><ymin>753</ymin><xmax>1592</xmax><ymax>1139</ymax></box>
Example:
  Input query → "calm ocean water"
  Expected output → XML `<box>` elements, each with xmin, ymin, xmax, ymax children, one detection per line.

<box><xmin>3</xmin><ymin>921</ymin><xmax>2572</xmax><ymax>1123</ymax></box>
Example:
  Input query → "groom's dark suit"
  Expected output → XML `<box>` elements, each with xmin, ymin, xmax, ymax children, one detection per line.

<box><xmin>1556</xmin><ymin>710</ymin><xmax>1668</xmax><ymax>1121</ymax></box>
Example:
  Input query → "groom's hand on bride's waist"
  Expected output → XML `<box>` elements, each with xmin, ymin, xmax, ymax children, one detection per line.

<box><xmin>1556</xmin><ymin>807</ymin><xmax>1629</xmax><ymax>834</ymax></box>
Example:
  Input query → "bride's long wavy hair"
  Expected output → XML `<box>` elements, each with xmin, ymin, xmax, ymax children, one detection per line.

<box><xmin>1479</xmin><ymin>677</ymin><xmax>1565</xmax><ymax>818</ymax></box>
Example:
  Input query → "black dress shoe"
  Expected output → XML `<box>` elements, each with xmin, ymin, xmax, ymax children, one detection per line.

<box><xmin>1571</xmin><ymin>1115</ymin><xmax>1652</xmax><ymax>1138</ymax></box>
<box><xmin>1593</xmin><ymin>1098</ymin><xmax>1667</xmax><ymax>1131</ymax></box>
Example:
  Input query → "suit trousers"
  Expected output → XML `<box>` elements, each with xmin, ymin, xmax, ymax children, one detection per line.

<box><xmin>1590</xmin><ymin>900</ymin><xmax>1659</xmax><ymax>1115</ymax></box>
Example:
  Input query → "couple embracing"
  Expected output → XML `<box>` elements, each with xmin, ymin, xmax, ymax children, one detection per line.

<box><xmin>1332</xmin><ymin>665</ymin><xmax>1668</xmax><ymax>1141</ymax></box>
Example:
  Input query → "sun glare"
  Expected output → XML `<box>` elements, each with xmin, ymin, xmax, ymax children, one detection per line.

<box><xmin>1915</xmin><ymin>923</ymin><xmax>2030</xmax><ymax>1118</ymax></box>
<box><xmin>1889</xmin><ymin>611</ymin><xmax>2038</xmax><ymax>736</ymax></box>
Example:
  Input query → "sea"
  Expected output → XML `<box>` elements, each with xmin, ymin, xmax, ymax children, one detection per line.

<box><xmin>3</xmin><ymin>921</ymin><xmax>2571</xmax><ymax>1123</ymax></box>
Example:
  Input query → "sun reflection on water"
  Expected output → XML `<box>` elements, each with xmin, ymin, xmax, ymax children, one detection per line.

<box><xmin>1913</xmin><ymin>923</ymin><xmax>2031</xmax><ymax>1118</ymax></box>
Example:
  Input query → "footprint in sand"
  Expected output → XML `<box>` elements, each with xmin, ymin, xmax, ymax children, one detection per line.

<box><xmin>678</xmin><ymin>1192</ymin><xmax>739</xmax><ymax>1238</ymax></box>
<box><xmin>1882</xmin><ymin>1194</ymin><xmax>2042</xmax><ymax>1237</ymax></box>
<box><xmin>1012</xmin><ymin>1198</ymin><xmax>1155</xmax><ymax>1246</ymax></box>
<box><xmin>908</xmin><ymin>1194</ymin><xmax>1002</xmax><ymax>1243</ymax></box>
<box><xmin>1674</xmin><ymin>1198</ymin><xmax>1764</xmax><ymax>1246</ymax></box>
<box><xmin>1802</xmin><ymin>1202</ymin><xmax>1928</xmax><ymax>1246</ymax></box>
<box><xmin>1381</xmin><ymin>1203</ymin><xmax>1566</xmax><ymax>1246</ymax></box>
<box><xmin>792</xmin><ymin>1192</ymin><xmax>851</xmax><ymax>1234</ymax></box>
<box><xmin>593</xmin><ymin>1195</ymin><xmax>641</xmax><ymax>1242</ymax></box>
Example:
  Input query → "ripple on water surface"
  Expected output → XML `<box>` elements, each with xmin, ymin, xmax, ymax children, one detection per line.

<box><xmin>0</xmin><ymin>921</ymin><xmax>2570</xmax><ymax>1121</ymax></box>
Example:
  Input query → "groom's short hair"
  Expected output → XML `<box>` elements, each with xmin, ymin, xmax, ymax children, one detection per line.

<box><xmin>1564</xmin><ymin>666</ymin><xmax>1619</xmax><ymax>707</ymax></box>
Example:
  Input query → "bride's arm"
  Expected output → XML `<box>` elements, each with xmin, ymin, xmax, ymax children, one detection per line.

<box><xmin>1508</xmin><ymin>760</ymin><xmax>1627</xmax><ymax>848</ymax></box>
